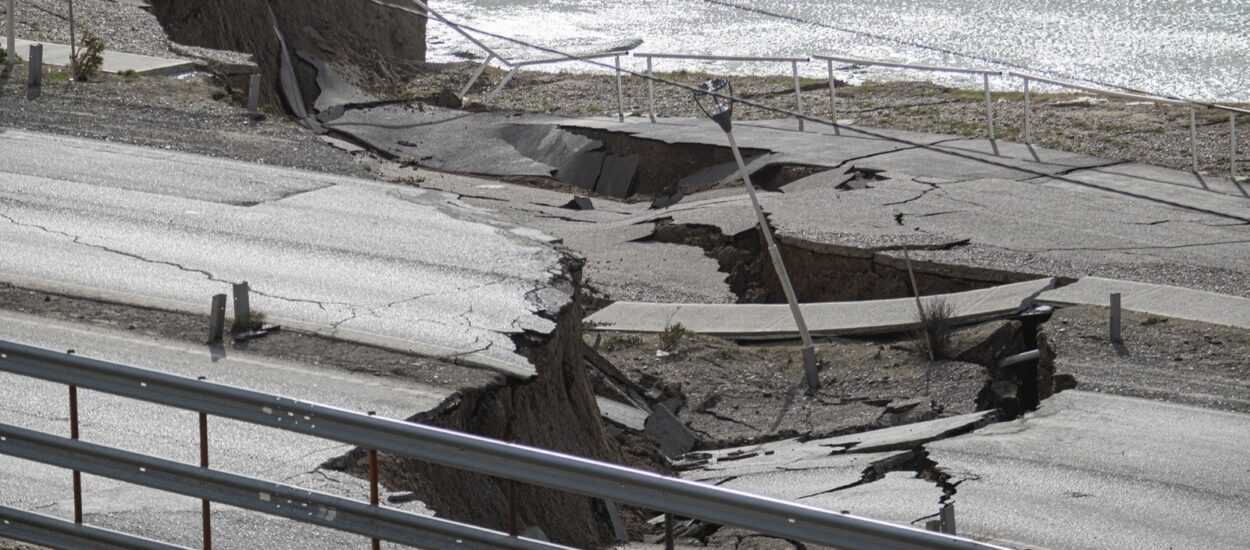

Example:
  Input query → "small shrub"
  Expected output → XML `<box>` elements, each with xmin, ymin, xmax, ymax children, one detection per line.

<box><xmin>600</xmin><ymin>334</ymin><xmax>642</xmax><ymax>353</ymax></box>
<box><xmin>913</xmin><ymin>297</ymin><xmax>955</xmax><ymax>360</ymax></box>
<box><xmin>118</xmin><ymin>69</ymin><xmax>137</xmax><ymax>78</ymax></box>
<box><xmin>659</xmin><ymin>323</ymin><xmax>689</xmax><ymax>352</ymax></box>
<box><xmin>74</xmin><ymin>31</ymin><xmax>106</xmax><ymax>81</ymax></box>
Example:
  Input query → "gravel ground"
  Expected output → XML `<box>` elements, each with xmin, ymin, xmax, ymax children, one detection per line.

<box><xmin>1050</xmin><ymin>305</ymin><xmax>1250</xmax><ymax>413</ymax></box>
<box><xmin>3</xmin><ymin>0</ymin><xmax>173</xmax><ymax>57</ymax></box>
<box><xmin>408</xmin><ymin>62</ymin><xmax>1249</xmax><ymax>177</ymax></box>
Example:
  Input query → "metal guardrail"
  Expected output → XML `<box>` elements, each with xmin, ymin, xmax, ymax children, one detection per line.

<box><xmin>634</xmin><ymin>52</ymin><xmax>811</xmax><ymax>130</ymax></box>
<box><xmin>0</xmin><ymin>505</ymin><xmax>188</xmax><ymax>550</ymax></box>
<box><xmin>816</xmin><ymin>54</ymin><xmax>1003</xmax><ymax>140</ymax></box>
<box><xmin>1210</xmin><ymin>105</ymin><xmax>1246</xmax><ymax>181</ymax></box>
<box><xmin>0</xmin><ymin>340</ymin><xmax>1010</xmax><ymax>550</ymax></box>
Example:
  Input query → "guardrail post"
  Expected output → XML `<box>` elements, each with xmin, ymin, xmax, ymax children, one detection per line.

<box><xmin>615</xmin><ymin>54</ymin><xmax>625</xmax><ymax>122</ymax></box>
<box><xmin>506</xmin><ymin>479</ymin><xmax>518</xmax><ymax>536</ymax></box>
<box><xmin>208</xmin><ymin>294</ymin><xmax>226</xmax><ymax>344</ymax></box>
<box><xmin>68</xmin><ymin>384</ymin><xmax>82</xmax><ymax>525</ymax></box>
<box><xmin>483</xmin><ymin>67</ymin><xmax>516</xmax><ymax>105</ymax></box>
<box><xmin>983</xmin><ymin>73</ymin><xmax>995</xmax><ymax>142</ymax></box>
<box><xmin>664</xmin><ymin>513</ymin><xmax>674</xmax><ymax>550</ymax></box>
<box><xmin>1189</xmin><ymin>107</ymin><xmax>1199</xmax><ymax>173</ymax></box>
<box><xmin>646</xmin><ymin>57</ymin><xmax>656</xmax><ymax>123</ymax></box>
<box><xmin>940</xmin><ymin>503</ymin><xmax>956</xmax><ymax>535</ymax></box>
<box><xmin>26</xmin><ymin>43</ymin><xmax>40</xmax><ymax>99</ymax></box>
<box><xmin>1109</xmin><ymin>292</ymin><xmax>1122</xmax><ymax>344</ymax></box>
<box><xmin>791</xmin><ymin>60</ymin><xmax>804</xmax><ymax>131</ymax></box>
<box><xmin>5</xmin><ymin>0</ymin><xmax>14</xmax><ymax>70</ymax></box>
<box><xmin>198</xmin><ymin>377</ymin><xmax>212</xmax><ymax>550</ymax></box>
<box><xmin>1233</xmin><ymin>113</ymin><xmax>1239</xmax><ymax>181</ymax></box>
<box><xmin>367</xmin><ymin>411</ymin><xmax>380</xmax><ymax>550</ymax></box>
<box><xmin>246</xmin><ymin>74</ymin><xmax>261</xmax><ymax>117</ymax></box>
<box><xmin>1022</xmin><ymin>76</ymin><xmax>1032</xmax><ymax>144</ymax></box>
<box><xmin>231</xmin><ymin>282</ymin><xmax>249</xmax><ymax>333</ymax></box>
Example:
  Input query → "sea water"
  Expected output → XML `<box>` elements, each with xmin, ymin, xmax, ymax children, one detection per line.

<box><xmin>425</xmin><ymin>0</ymin><xmax>1249</xmax><ymax>101</ymax></box>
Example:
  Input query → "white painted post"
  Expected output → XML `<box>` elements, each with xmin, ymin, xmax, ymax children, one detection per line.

<box><xmin>725</xmin><ymin>130</ymin><xmax>820</xmax><ymax>392</ymax></box>
<box><xmin>983</xmin><ymin>72</ymin><xmax>995</xmax><ymax>141</ymax></box>
<box><xmin>1023</xmin><ymin>76</ymin><xmax>1032</xmax><ymax>144</ymax></box>
<box><xmin>1109</xmin><ymin>292</ymin><xmax>1122</xmax><ymax>344</ymax></box>
<box><xmin>458</xmin><ymin>53</ymin><xmax>494</xmax><ymax>100</ymax></box>
<box><xmin>1190</xmin><ymin>107</ymin><xmax>1199</xmax><ymax>173</ymax></box>
<box><xmin>646</xmin><ymin>57</ymin><xmax>656</xmax><ymax>123</ymax></box>
<box><xmin>826</xmin><ymin>59</ymin><xmax>839</xmax><ymax>134</ymax></box>
<box><xmin>791</xmin><ymin>60</ymin><xmax>804</xmax><ymax>131</ymax></box>
<box><xmin>5</xmin><ymin>0</ymin><xmax>15</xmax><ymax>69</ymax></box>
<box><xmin>483</xmin><ymin>67</ymin><xmax>516</xmax><ymax>105</ymax></box>
<box><xmin>614</xmin><ymin>54</ymin><xmax>624</xmax><ymax>123</ymax></box>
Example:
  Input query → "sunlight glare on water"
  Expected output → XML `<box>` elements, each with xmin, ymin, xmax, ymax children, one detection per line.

<box><xmin>426</xmin><ymin>0</ymin><xmax>1250</xmax><ymax>101</ymax></box>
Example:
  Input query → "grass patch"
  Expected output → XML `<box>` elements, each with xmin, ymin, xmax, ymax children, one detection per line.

<box><xmin>914</xmin><ymin>297</ymin><xmax>955</xmax><ymax>360</ymax></box>
<box><xmin>659</xmin><ymin>322</ymin><xmax>689</xmax><ymax>352</ymax></box>
<box><xmin>600</xmin><ymin>334</ymin><xmax>643</xmax><ymax>353</ymax></box>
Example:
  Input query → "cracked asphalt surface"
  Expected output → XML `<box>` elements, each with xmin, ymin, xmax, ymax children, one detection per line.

<box><xmin>0</xmin><ymin>129</ymin><xmax>570</xmax><ymax>377</ymax></box>
<box><xmin>0</xmin><ymin>308</ymin><xmax>439</xmax><ymax>549</ymax></box>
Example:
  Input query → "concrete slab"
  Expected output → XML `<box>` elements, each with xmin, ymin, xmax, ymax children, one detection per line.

<box><xmin>12</xmin><ymin>38</ymin><xmax>194</xmax><ymax>76</ymax></box>
<box><xmin>1038</xmin><ymin>277</ymin><xmax>1250</xmax><ymax>330</ymax></box>
<box><xmin>597</xmin><ymin>397</ymin><xmax>650</xmax><ymax>431</ymax></box>
<box><xmin>926</xmin><ymin>391</ymin><xmax>1250</xmax><ymax>549</ymax></box>
<box><xmin>585</xmin><ymin>278</ymin><xmax>1054</xmax><ymax>339</ymax></box>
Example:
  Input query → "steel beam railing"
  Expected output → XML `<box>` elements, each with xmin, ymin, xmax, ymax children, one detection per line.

<box><xmin>0</xmin><ymin>505</ymin><xmax>188</xmax><ymax>550</ymax></box>
<box><xmin>816</xmin><ymin>55</ymin><xmax>1003</xmax><ymax>141</ymax></box>
<box><xmin>633</xmin><ymin>52</ymin><xmax>812</xmax><ymax>130</ymax></box>
<box><xmin>0</xmin><ymin>340</ymin><xmax>1009</xmax><ymax>550</ymax></box>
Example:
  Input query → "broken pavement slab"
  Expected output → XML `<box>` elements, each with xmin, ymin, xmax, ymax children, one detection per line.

<box><xmin>585</xmin><ymin>278</ymin><xmax>1054</xmax><ymax>339</ymax></box>
<box><xmin>1038</xmin><ymin>276</ymin><xmax>1250</xmax><ymax>330</ymax></box>
<box><xmin>10</xmin><ymin>38</ymin><xmax>196</xmax><ymax>76</ymax></box>
<box><xmin>926</xmin><ymin>391</ymin><xmax>1250</xmax><ymax>549</ymax></box>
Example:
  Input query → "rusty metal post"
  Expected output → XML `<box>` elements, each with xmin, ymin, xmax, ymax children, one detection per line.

<box><xmin>69</xmin><ymin>385</ymin><xmax>82</xmax><ymax>524</ymax></box>
<box><xmin>198</xmin><ymin>377</ymin><xmax>211</xmax><ymax>550</ymax></box>
<box><xmin>506</xmin><ymin>479</ymin><xmax>518</xmax><ymax>536</ymax></box>
<box><xmin>368</xmin><ymin>411</ymin><xmax>380</xmax><ymax>550</ymax></box>
<box><xmin>664</xmin><ymin>513</ymin><xmax>674</xmax><ymax>550</ymax></box>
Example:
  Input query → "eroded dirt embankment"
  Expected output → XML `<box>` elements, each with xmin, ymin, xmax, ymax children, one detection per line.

<box><xmin>149</xmin><ymin>0</ymin><xmax>426</xmax><ymax>110</ymax></box>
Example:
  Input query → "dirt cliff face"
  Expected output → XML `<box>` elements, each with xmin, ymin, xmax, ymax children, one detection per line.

<box><xmin>149</xmin><ymin>0</ymin><xmax>426</xmax><ymax>111</ymax></box>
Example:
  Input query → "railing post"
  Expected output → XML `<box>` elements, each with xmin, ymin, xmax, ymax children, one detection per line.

<box><xmin>826</xmin><ymin>58</ymin><xmax>839</xmax><ymax>134</ymax></box>
<box><xmin>69</xmin><ymin>384</ymin><xmax>82</xmax><ymax>525</ymax></box>
<box><xmin>1022</xmin><ymin>76</ymin><xmax>1032</xmax><ymax>144</ymax></box>
<box><xmin>1190</xmin><ymin>107</ymin><xmax>1199</xmax><ymax>173</ymax></box>
<box><xmin>506</xmin><ymin>479</ymin><xmax>518</xmax><ymax>536</ymax></box>
<box><xmin>483</xmin><ymin>67</ymin><xmax>516</xmax><ymax>105</ymax></box>
<box><xmin>367</xmin><ymin>411</ymin><xmax>380</xmax><ymax>550</ymax></box>
<box><xmin>664</xmin><ymin>513</ymin><xmax>674</xmax><ymax>550</ymax></box>
<box><xmin>5</xmin><ymin>0</ymin><xmax>15</xmax><ymax>70</ymax></box>
<box><xmin>983</xmin><ymin>72</ymin><xmax>995</xmax><ymax>141</ymax></box>
<box><xmin>208</xmin><ymin>294</ymin><xmax>226</xmax><ymax>344</ymax></box>
<box><xmin>615</xmin><ymin>54</ymin><xmax>625</xmax><ymax>123</ymax></box>
<box><xmin>646</xmin><ymin>57</ymin><xmax>656</xmax><ymax>123</ymax></box>
<box><xmin>459</xmin><ymin>53</ymin><xmax>495</xmax><ymax>100</ymax></box>
<box><xmin>198</xmin><ymin>377</ymin><xmax>212</xmax><ymax>550</ymax></box>
<box><xmin>231</xmin><ymin>281</ymin><xmax>250</xmax><ymax>333</ymax></box>
<box><xmin>791</xmin><ymin>60</ymin><xmax>804</xmax><ymax>131</ymax></box>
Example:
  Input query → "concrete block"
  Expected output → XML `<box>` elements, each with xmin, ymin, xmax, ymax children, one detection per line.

<box><xmin>644</xmin><ymin>404</ymin><xmax>697</xmax><ymax>458</ymax></box>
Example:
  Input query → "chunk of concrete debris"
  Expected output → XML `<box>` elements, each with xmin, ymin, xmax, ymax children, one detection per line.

<box><xmin>561</xmin><ymin>196</ymin><xmax>595</xmax><ymax>210</ymax></box>
<box><xmin>644</xmin><ymin>404</ymin><xmax>698</xmax><ymax>458</ymax></box>
<box><xmin>950</xmin><ymin>320</ymin><xmax>1023</xmax><ymax>367</ymax></box>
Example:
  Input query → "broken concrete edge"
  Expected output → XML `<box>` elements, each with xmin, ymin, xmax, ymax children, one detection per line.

<box><xmin>0</xmin><ymin>271</ymin><xmax>537</xmax><ymax>380</ymax></box>
<box><xmin>1038</xmin><ymin>276</ymin><xmax>1250</xmax><ymax>331</ymax></box>
<box><xmin>584</xmin><ymin>278</ymin><xmax>1056</xmax><ymax>339</ymax></box>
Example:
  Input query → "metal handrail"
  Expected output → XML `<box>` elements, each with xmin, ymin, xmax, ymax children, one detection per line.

<box><xmin>819</xmin><ymin>55</ymin><xmax>1002</xmax><ymax>140</ymax></box>
<box><xmin>0</xmin><ymin>340</ymin><xmax>1010</xmax><ymax>550</ymax></box>
<box><xmin>633</xmin><ymin>52</ymin><xmax>811</xmax><ymax>129</ymax></box>
<box><xmin>1007</xmin><ymin>72</ymin><xmax>1204</xmax><ymax>171</ymax></box>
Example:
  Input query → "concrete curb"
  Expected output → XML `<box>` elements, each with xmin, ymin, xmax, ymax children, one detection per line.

<box><xmin>1038</xmin><ymin>276</ymin><xmax>1250</xmax><ymax>331</ymax></box>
